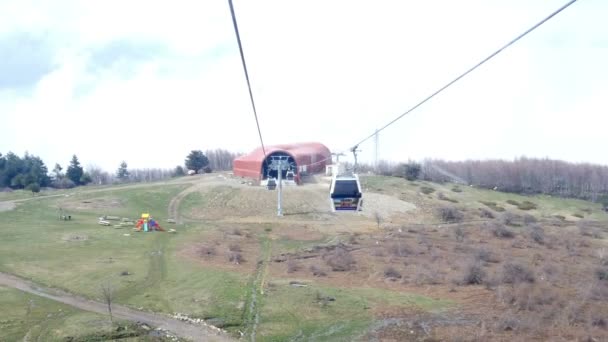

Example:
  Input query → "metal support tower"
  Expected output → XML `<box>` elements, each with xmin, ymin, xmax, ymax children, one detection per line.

<box><xmin>268</xmin><ymin>156</ymin><xmax>290</xmax><ymax>216</ymax></box>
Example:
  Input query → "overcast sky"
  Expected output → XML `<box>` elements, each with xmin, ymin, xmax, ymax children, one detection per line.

<box><xmin>1</xmin><ymin>0</ymin><xmax>606</xmax><ymax>171</ymax></box>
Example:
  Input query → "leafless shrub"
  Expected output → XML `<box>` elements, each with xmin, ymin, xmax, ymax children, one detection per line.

<box><xmin>438</xmin><ymin>206</ymin><xmax>464</xmax><ymax>223</ymax></box>
<box><xmin>100</xmin><ymin>281</ymin><xmax>114</xmax><ymax>324</ymax></box>
<box><xmin>309</xmin><ymin>265</ymin><xmax>327</xmax><ymax>277</ymax></box>
<box><xmin>462</xmin><ymin>261</ymin><xmax>486</xmax><ymax>285</ymax></box>
<box><xmin>596</xmin><ymin>267</ymin><xmax>608</xmax><ymax>281</ymax></box>
<box><xmin>498</xmin><ymin>284</ymin><xmax>553</xmax><ymax>313</ymax></box>
<box><xmin>198</xmin><ymin>245</ymin><xmax>217</xmax><ymax>257</ymax></box>
<box><xmin>374</xmin><ymin>212</ymin><xmax>383</xmax><ymax>228</ymax></box>
<box><xmin>286</xmin><ymin>259</ymin><xmax>299</xmax><ymax>273</ymax></box>
<box><xmin>501</xmin><ymin>212</ymin><xmax>521</xmax><ymax>226</ymax></box>
<box><xmin>370</xmin><ymin>248</ymin><xmax>385</xmax><ymax>257</ymax></box>
<box><xmin>475</xmin><ymin>248</ymin><xmax>501</xmax><ymax>264</ymax></box>
<box><xmin>529</xmin><ymin>225</ymin><xmax>545</xmax><ymax>245</ymax></box>
<box><xmin>523</xmin><ymin>214</ymin><xmax>537</xmax><ymax>224</ymax></box>
<box><xmin>454</xmin><ymin>225</ymin><xmax>466</xmax><ymax>242</ymax></box>
<box><xmin>231</xmin><ymin>228</ymin><xmax>242</xmax><ymax>236</ymax></box>
<box><xmin>496</xmin><ymin>313</ymin><xmax>520</xmax><ymax>332</ymax></box>
<box><xmin>565</xmin><ymin>239</ymin><xmax>581</xmax><ymax>257</ymax></box>
<box><xmin>492</xmin><ymin>223</ymin><xmax>516</xmax><ymax>239</ymax></box>
<box><xmin>511</xmin><ymin>237</ymin><xmax>526</xmax><ymax>249</ymax></box>
<box><xmin>119</xmin><ymin>270</ymin><xmax>131</xmax><ymax>276</ymax></box>
<box><xmin>383</xmin><ymin>267</ymin><xmax>402</xmax><ymax>279</ymax></box>
<box><xmin>414</xmin><ymin>267</ymin><xmax>443</xmax><ymax>285</ymax></box>
<box><xmin>389</xmin><ymin>242</ymin><xmax>412</xmax><ymax>257</ymax></box>
<box><xmin>590</xmin><ymin>281</ymin><xmax>608</xmax><ymax>301</ymax></box>
<box><xmin>323</xmin><ymin>247</ymin><xmax>356</xmax><ymax>271</ymax></box>
<box><xmin>228</xmin><ymin>244</ymin><xmax>242</xmax><ymax>252</ymax></box>
<box><xmin>502</xmin><ymin>262</ymin><xmax>535</xmax><ymax>284</ymax></box>
<box><xmin>479</xmin><ymin>208</ymin><xmax>495</xmax><ymax>219</ymax></box>
<box><xmin>228</xmin><ymin>252</ymin><xmax>244</xmax><ymax>264</ymax></box>
<box><xmin>579</xmin><ymin>222</ymin><xmax>602</xmax><ymax>239</ymax></box>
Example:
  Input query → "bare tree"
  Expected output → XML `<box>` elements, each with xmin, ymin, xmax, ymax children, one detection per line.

<box><xmin>101</xmin><ymin>281</ymin><xmax>114</xmax><ymax>324</ymax></box>
<box><xmin>374</xmin><ymin>211</ymin><xmax>383</xmax><ymax>228</ymax></box>
<box><xmin>421</xmin><ymin>157</ymin><xmax>608</xmax><ymax>201</ymax></box>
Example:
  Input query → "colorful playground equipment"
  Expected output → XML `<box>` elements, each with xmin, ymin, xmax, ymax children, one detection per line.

<box><xmin>135</xmin><ymin>213</ymin><xmax>165</xmax><ymax>232</ymax></box>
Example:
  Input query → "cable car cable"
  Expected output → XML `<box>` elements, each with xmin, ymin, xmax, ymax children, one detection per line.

<box><xmin>350</xmin><ymin>0</ymin><xmax>579</xmax><ymax>152</ymax></box>
<box><xmin>227</xmin><ymin>0</ymin><xmax>268</xmax><ymax>160</ymax></box>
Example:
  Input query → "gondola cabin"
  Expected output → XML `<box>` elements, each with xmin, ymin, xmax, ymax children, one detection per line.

<box><xmin>329</xmin><ymin>174</ymin><xmax>363</xmax><ymax>211</ymax></box>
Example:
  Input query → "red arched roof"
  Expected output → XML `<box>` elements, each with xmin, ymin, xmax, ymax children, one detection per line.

<box><xmin>233</xmin><ymin>142</ymin><xmax>331</xmax><ymax>183</ymax></box>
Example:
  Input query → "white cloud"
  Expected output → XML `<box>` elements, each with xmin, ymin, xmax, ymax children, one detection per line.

<box><xmin>1</xmin><ymin>0</ymin><xmax>607</xmax><ymax>171</ymax></box>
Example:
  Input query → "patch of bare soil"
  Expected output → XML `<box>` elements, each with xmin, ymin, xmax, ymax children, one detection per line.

<box><xmin>177</xmin><ymin>226</ymin><xmax>262</xmax><ymax>274</ymax></box>
<box><xmin>360</xmin><ymin>192</ymin><xmax>416</xmax><ymax>220</ymax></box>
<box><xmin>266</xmin><ymin>218</ymin><xmax>608</xmax><ymax>341</ymax></box>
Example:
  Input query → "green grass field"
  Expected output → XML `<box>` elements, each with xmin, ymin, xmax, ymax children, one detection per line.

<box><xmin>0</xmin><ymin>286</ymin><xmax>122</xmax><ymax>341</ymax></box>
<box><xmin>1</xmin><ymin>176</ymin><xmax>606</xmax><ymax>341</ymax></box>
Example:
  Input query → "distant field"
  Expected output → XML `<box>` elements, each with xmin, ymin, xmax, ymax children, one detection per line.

<box><xmin>1</xmin><ymin>174</ymin><xmax>607</xmax><ymax>341</ymax></box>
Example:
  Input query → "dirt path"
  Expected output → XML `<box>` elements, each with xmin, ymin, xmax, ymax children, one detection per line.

<box><xmin>167</xmin><ymin>182</ymin><xmax>210</xmax><ymax>224</ymax></box>
<box><xmin>0</xmin><ymin>272</ymin><xmax>233</xmax><ymax>342</ymax></box>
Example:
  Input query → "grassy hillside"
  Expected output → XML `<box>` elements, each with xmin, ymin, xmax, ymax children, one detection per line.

<box><xmin>1</xmin><ymin>174</ymin><xmax>607</xmax><ymax>341</ymax></box>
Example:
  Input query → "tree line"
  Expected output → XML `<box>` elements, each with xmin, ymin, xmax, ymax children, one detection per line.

<box><xmin>367</xmin><ymin>157</ymin><xmax>608</xmax><ymax>206</ymax></box>
<box><xmin>421</xmin><ymin>158</ymin><xmax>608</xmax><ymax>201</ymax></box>
<box><xmin>0</xmin><ymin>149</ymin><xmax>242</xmax><ymax>192</ymax></box>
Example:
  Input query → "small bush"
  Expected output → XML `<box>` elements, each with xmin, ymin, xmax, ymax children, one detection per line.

<box><xmin>451</xmin><ymin>186</ymin><xmax>462</xmax><ymax>193</ymax></box>
<box><xmin>310</xmin><ymin>265</ymin><xmax>327</xmax><ymax>277</ymax></box>
<box><xmin>596</xmin><ymin>267</ymin><xmax>608</xmax><ymax>281</ymax></box>
<box><xmin>324</xmin><ymin>247</ymin><xmax>356</xmax><ymax>272</ymax></box>
<box><xmin>523</xmin><ymin>214</ymin><xmax>537</xmax><ymax>225</ymax></box>
<box><xmin>529</xmin><ymin>225</ymin><xmax>545</xmax><ymax>245</ymax></box>
<box><xmin>479</xmin><ymin>208</ymin><xmax>495</xmax><ymax>219</ymax></box>
<box><xmin>454</xmin><ymin>226</ymin><xmax>466</xmax><ymax>242</ymax></box>
<box><xmin>420</xmin><ymin>186</ymin><xmax>435</xmax><ymax>195</ymax></box>
<box><xmin>497</xmin><ymin>315</ymin><xmax>520</xmax><ymax>332</ymax></box>
<box><xmin>286</xmin><ymin>259</ymin><xmax>299</xmax><ymax>273</ymax></box>
<box><xmin>228</xmin><ymin>244</ymin><xmax>242</xmax><ymax>252</ymax></box>
<box><xmin>506</xmin><ymin>199</ymin><xmax>520</xmax><ymax>206</ymax></box>
<box><xmin>231</xmin><ymin>228</ymin><xmax>242</xmax><ymax>236</ymax></box>
<box><xmin>579</xmin><ymin>223</ymin><xmax>602</xmax><ymax>239</ymax></box>
<box><xmin>462</xmin><ymin>262</ymin><xmax>486</xmax><ymax>285</ymax></box>
<box><xmin>228</xmin><ymin>252</ymin><xmax>244</xmax><ymax>264</ymax></box>
<box><xmin>438</xmin><ymin>206</ymin><xmax>464</xmax><ymax>223</ymax></box>
<box><xmin>414</xmin><ymin>267</ymin><xmax>442</xmax><ymax>285</ymax></box>
<box><xmin>553</xmin><ymin>215</ymin><xmax>566</xmax><ymax>221</ymax></box>
<box><xmin>492</xmin><ymin>223</ymin><xmax>516</xmax><ymax>239</ymax></box>
<box><xmin>199</xmin><ymin>245</ymin><xmax>216</xmax><ymax>257</ymax></box>
<box><xmin>573</xmin><ymin>213</ymin><xmax>584</xmax><ymax>218</ymax></box>
<box><xmin>480</xmin><ymin>201</ymin><xmax>506</xmax><ymax>212</ymax></box>
<box><xmin>389</xmin><ymin>243</ymin><xmax>412</xmax><ymax>257</ymax></box>
<box><xmin>517</xmin><ymin>201</ymin><xmax>537</xmax><ymax>210</ymax></box>
<box><xmin>383</xmin><ymin>267</ymin><xmax>402</xmax><ymax>279</ymax></box>
<box><xmin>438</xmin><ymin>192</ymin><xmax>458</xmax><ymax>203</ymax></box>
<box><xmin>370</xmin><ymin>248</ymin><xmax>385</xmax><ymax>257</ymax></box>
<box><xmin>502</xmin><ymin>262</ymin><xmax>535</xmax><ymax>284</ymax></box>
<box><xmin>475</xmin><ymin>248</ymin><xmax>501</xmax><ymax>263</ymax></box>
<box><xmin>501</xmin><ymin>212</ymin><xmax>521</xmax><ymax>226</ymax></box>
